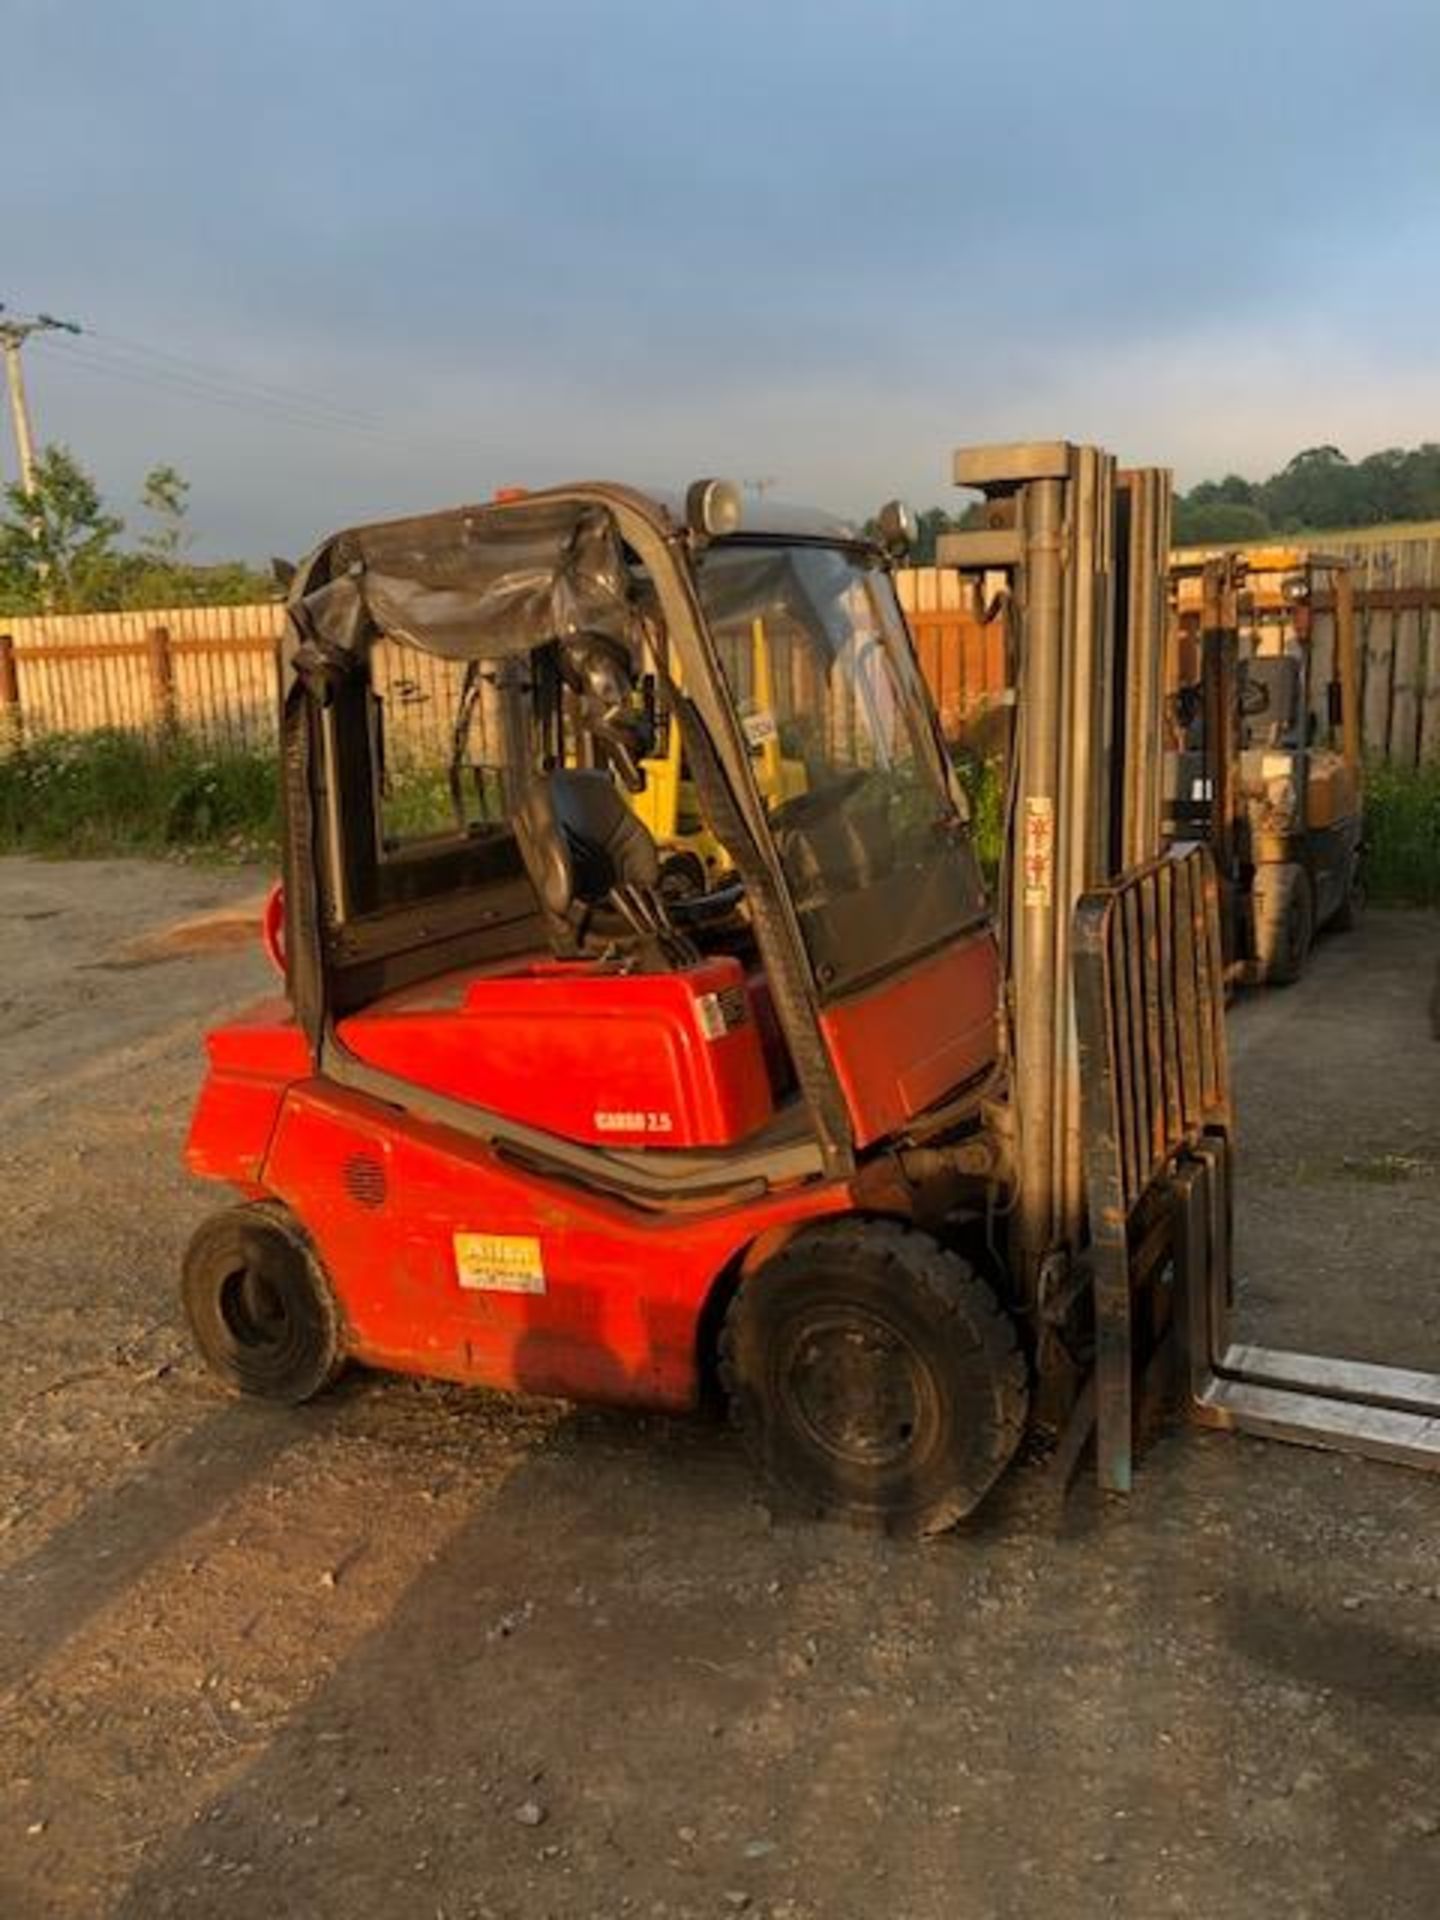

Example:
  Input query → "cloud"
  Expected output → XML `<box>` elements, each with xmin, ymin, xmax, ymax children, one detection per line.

<box><xmin>5</xmin><ymin>0</ymin><xmax>1438</xmax><ymax>552</ymax></box>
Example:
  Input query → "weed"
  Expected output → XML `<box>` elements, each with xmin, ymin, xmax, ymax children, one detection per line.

<box><xmin>0</xmin><ymin>732</ymin><xmax>281</xmax><ymax>860</ymax></box>
<box><xmin>1364</xmin><ymin>758</ymin><xmax>1440</xmax><ymax>908</ymax></box>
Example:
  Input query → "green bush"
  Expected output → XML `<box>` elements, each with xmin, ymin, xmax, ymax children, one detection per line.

<box><xmin>1364</xmin><ymin>759</ymin><xmax>1440</xmax><ymax>908</ymax></box>
<box><xmin>0</xmin><ymin>731</ymin><xmax>281</xmax><ymax>859</ymax></box>
<box><xmin>0</xmin><ymin>733</ymin><xmax>483</xmax><ymax>861</ymax></box>
<box><xmin>5</xmin><ymin>730</ymin><xmax>1435</xmax><ymax>917</ymax></box>
<box><xmin>953</xmin><ymin>748</ymin><xmax>1006</xmax><ymax>888</ymax></box>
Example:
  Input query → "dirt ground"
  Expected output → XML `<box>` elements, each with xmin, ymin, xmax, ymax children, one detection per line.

<box><xmin>1</xmin><ymin>855</ymin><xmax>1438</xmax><ymax>1920</ymax></box>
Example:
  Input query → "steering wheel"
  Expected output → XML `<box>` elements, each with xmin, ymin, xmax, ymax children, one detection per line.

<box><xmin>653</xmin><ymin>849</ymin><xmax>745</xmax><ymax>925</ymax></box>
<box><xmin>769</xmin><ymin>767</ymin><xmax>873</xmax><ymax>832</ymax></box>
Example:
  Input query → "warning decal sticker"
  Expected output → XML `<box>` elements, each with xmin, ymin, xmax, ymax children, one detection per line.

<box><xmin>1022</xmin><ymin>795</ymin><xmax>1054</xmax><ymax>909</ymax></box>
<box><xmin>454</xmin><ymin>1233</ymin><xmax>547</xmax><ymax>1295</ymax></box>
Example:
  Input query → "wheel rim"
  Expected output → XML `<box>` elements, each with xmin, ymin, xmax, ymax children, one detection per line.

<box><xmin>218</xmin><ymin>1261</ymin><xmax>290</xmax><ymax>1349</ymax></box>
<box><xmin>776</xmin><ymin>1306</ymin><xmax>940</xmax><ymax>1470</ymax></box>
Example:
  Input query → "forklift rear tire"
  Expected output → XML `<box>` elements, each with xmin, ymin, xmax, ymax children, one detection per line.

<box><xmin>1253</xmin><ymin>862</ymin><xmax>1313</xmax><ymax>986</ymax></box>
<box><xmin>720</xmin><ymin>1220</ymin><xmax>1028</xmax><ymax>1534</ymax></box>
<box><xmin>182</xmin><ymin>1203</ymin><xmax>344</xmax><ymax>1404</ymax></box>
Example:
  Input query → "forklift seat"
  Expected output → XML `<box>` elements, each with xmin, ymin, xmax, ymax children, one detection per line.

<box><xmin>1241</xmin><ymin>654</ymin><xmax>1303</xmax><ymax>750</ymax></box>
<box><xmin>515</xmin><ymin>769</ymin><xmax>696</xmax><ymax>967</ymax></box>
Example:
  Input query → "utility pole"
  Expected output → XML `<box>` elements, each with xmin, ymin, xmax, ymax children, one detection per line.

<box><xmin>3</xmin><ymin>335</ymin><xmax>37</xmax><ymax>493</ymax></box>
<box><xmin>0</xmin><ymin>305</ymin><xmax>82</xmax><ymax>493</ymax></box>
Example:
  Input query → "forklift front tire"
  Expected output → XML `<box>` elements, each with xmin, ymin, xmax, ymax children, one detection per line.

<box><xmin>1253</xmin><ymin>862</ymin><xmax>1314</xmax><ymax>986</ymax></box>
<box><xmin>1330</xmin><ymin>860</ymin><xmax>1365</xmax><ymax>933</ymax></box>
<box><xmin>181</xmin><ymin>1203</ymin><xmax>344</xmax><ymax>1405</ymax></box>
<box><xmin>720</xmin><ymin>1220</ymin><xmax>1028</xmax><ymax>1535</ymax></box>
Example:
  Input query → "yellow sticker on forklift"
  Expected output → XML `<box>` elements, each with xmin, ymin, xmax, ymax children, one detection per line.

<box><xmin>1022</xmin><ymin>795</ymin><xmax>1054</xmax><ymax>909</ymax></box>
<box><xmin>453</xmin><ymin>1233</ymin><xmax>546</xmax><ymax>1294</ymax></box>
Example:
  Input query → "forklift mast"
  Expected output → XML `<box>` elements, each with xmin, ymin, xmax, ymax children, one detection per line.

<box><xmin>938</xmin><ymin>444</ymin><xmax>1219</xmax><ymax>1487</ymax></box>
<box><xmin>938</xmin><ymin>446</ymin><xmax>1173</xmax><ymax>1294</ymax></box>
<box><xmin>943</xmin><ymin>462</ymin><xmax>1437</xmax><ymax>1483</ymax></box>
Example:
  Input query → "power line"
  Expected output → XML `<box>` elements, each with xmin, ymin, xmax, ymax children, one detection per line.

<box><xmin>34</xmin><ymin>334</ymin><xmax>388</xmax><ymax>440</ymax></box>
<box><xmin>11</xmin><ymin>300</ymin><xmax>497</xmax><ymax>471</ymax></box>
<box><xmin>5</xmin><ymin>295</ymin><xmax>381</xmax><ymax>430</ymax></box>
<box><xmin>79</xmin><ymin>326</ymin><xmax>382</xmax><ymax>430</ymax></box>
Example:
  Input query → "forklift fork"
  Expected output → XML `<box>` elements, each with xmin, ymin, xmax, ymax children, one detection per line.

<box><xmin>1074</xmin><ymin>845</ymin><xmax>1440</xmax><ymax>1489</ymax></box>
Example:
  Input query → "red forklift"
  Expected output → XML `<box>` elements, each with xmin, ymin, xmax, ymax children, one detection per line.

<box><xmin>182</xmin><ymin>449</ymin><xmax>1440</xmax><ymax>1528</ymax></box>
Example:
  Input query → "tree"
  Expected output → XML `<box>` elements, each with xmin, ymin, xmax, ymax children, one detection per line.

<box><xmin>0</xmin><ymin>450</ymin><xmax>278</xmax><ymax>615</ymax></box>
<box><xmin>1259</xmin><ymin>445</ymin><xmax>1355</xmax><ymax>531</ymax></box>
<box><xmin>913</xmin><ymin>506</ymin><xmax>961</xmax><ymax>565</ymax></box>
<box><xmin>0</xmin><ymin>444</ymin><xmax>124</xmax><ymax>612</ymax></box>
<box><xmin>139</xmin><ymin>463</ymin><xmax>191</xmax><ymax>565</ymax></box>
<box><xmin>123</xmin><ymin>463</ymin><xmax>198</xmax><ymax>607</ymax></box>
<box><xmin>1173</xmin><ymin>500</ymin><xmax>1272</xmax><ymax>545</ymax></box>
<box><xmin>1187</xmin><ymin>473</ymin><xmax>1258</xmax><ymax>511</ymax></box>
<box><xmin>1174</xmin><ymin>441</ymin><xmax>1440</xmax><ymax>542</ymax></box>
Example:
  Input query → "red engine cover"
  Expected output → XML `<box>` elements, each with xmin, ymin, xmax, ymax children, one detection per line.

<box><xmin>336</xmin><ymin>955</ymin><xmax>773</xmax><ymax>1149</ymax></box>
<box><xmin>185</xmin><ymin>997</ymin><xmax>312</xmax><ymax>1190</ymax></box>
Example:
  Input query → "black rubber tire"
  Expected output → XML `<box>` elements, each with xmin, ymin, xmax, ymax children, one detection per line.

<box><xmin>720</xmin><ymin>1219</ymin><xmax>1028</xmax><ymax>1535</ymax></box>
<box><xmin>181</xmin><ymin>1202</ymin><xmax>344</xmax><ymax>1404</ymax></box>
<box><xmin>1252</xmin><ymin>862</ymin><xmax>1314</xmax><ymax>986</ymax></box>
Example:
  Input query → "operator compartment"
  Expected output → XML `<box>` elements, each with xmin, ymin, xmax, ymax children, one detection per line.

<box><xmin>337</xmin><ymin>953</ymin><xmax>775</xmax><ymax>1149</ymax></box>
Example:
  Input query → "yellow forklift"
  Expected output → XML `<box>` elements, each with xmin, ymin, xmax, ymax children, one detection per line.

<box><xmin>632</xmin><ymin>614</ymin><xmax>807</xmax><ymax>898</ymax></box>
<box><xmin>1165</xmin><ymin>547</ymin><xmax>1364</xmax><ymax>983</ymax></box>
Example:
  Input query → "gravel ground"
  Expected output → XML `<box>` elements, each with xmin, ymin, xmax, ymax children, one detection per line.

<box><xmin>1</xmin><ymin>856</ymin><xmax>1437</xmax><ymax>1920</ymax></box>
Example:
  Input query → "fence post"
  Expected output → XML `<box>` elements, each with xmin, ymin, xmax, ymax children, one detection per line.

<box><xmin>0</xmin><ymin>633</ymin><xmax>20</xmax><ymax>748</ymax></box>
<box><xmin>147</xmin><ymin>625</ymin><xmax>176</xmax><ymax>737</ymax></box>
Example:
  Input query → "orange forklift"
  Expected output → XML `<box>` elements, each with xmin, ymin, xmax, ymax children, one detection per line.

<box><xmin>181</xmin><ymin>450</ymin><xmax>1439</xmax><ymax>1527</ymax></box>
<box><xmin>1164</xmin><ymin>548</ymin><xmax>1364</xmax><ymax>983</ymax></box>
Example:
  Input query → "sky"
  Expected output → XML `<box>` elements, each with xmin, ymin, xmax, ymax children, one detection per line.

<box><xmin>3</xmin><ymin>0</ymin><xmax>1438</xmax><ymax>559</ymax></box>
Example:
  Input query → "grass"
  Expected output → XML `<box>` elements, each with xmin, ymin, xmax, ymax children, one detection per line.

<box><xmin>0</xmin><ymin>731</ymin><xmax>282</xmax><ymax>861</ymax></box>
<box><xmin>953</xmin><ymin>749</ymin><xmax>1006</xmax><ymax>887</ymax></box>
<box><xmin>1363</xmin><ymin>758</ymin><xmax>1440</xmax><ymax>908</ymax></box>
<box><xmin>2</xmin><ymin>731</ymin><xmax>1437</xmax><ymax>915</ymax></box>
<box><xmin>0</xmin><ymin>731</ymin><xmax>486</xmax><ymax>863</ymax></box>
<box><xmin>948</xmin><ymin>748</ymin><xmax>1440</xmax><ymax>912</ymax></box>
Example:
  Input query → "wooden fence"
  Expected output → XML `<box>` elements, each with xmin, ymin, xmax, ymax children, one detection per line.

<box><xmin>0</xmin><ymin>603</ymin><xmax>507</xmax><ymax>767</ymax></box>
<box><xmin>0</xmin><ymin>604</ymin><xmax>283</xmax><ymax>752</ymax></box>
<box><xmin>3</xmin><ymin>526</ymin><xmax>1438</xmax><ymax>767</ymax></box>
<box><xmin>893</xmin><ymin>568</ymin><xmax>1007</xmax><ymax>746</ymax></box>
<box><xmin>902</xmin><ymin>526</ymin><xmax>1440</xmax><ymax>769</ymax></box>
<box><xmin>1174</xmin><ymin>525</ymin><xmax>1440</xmax><ymax>769</ymax></box>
